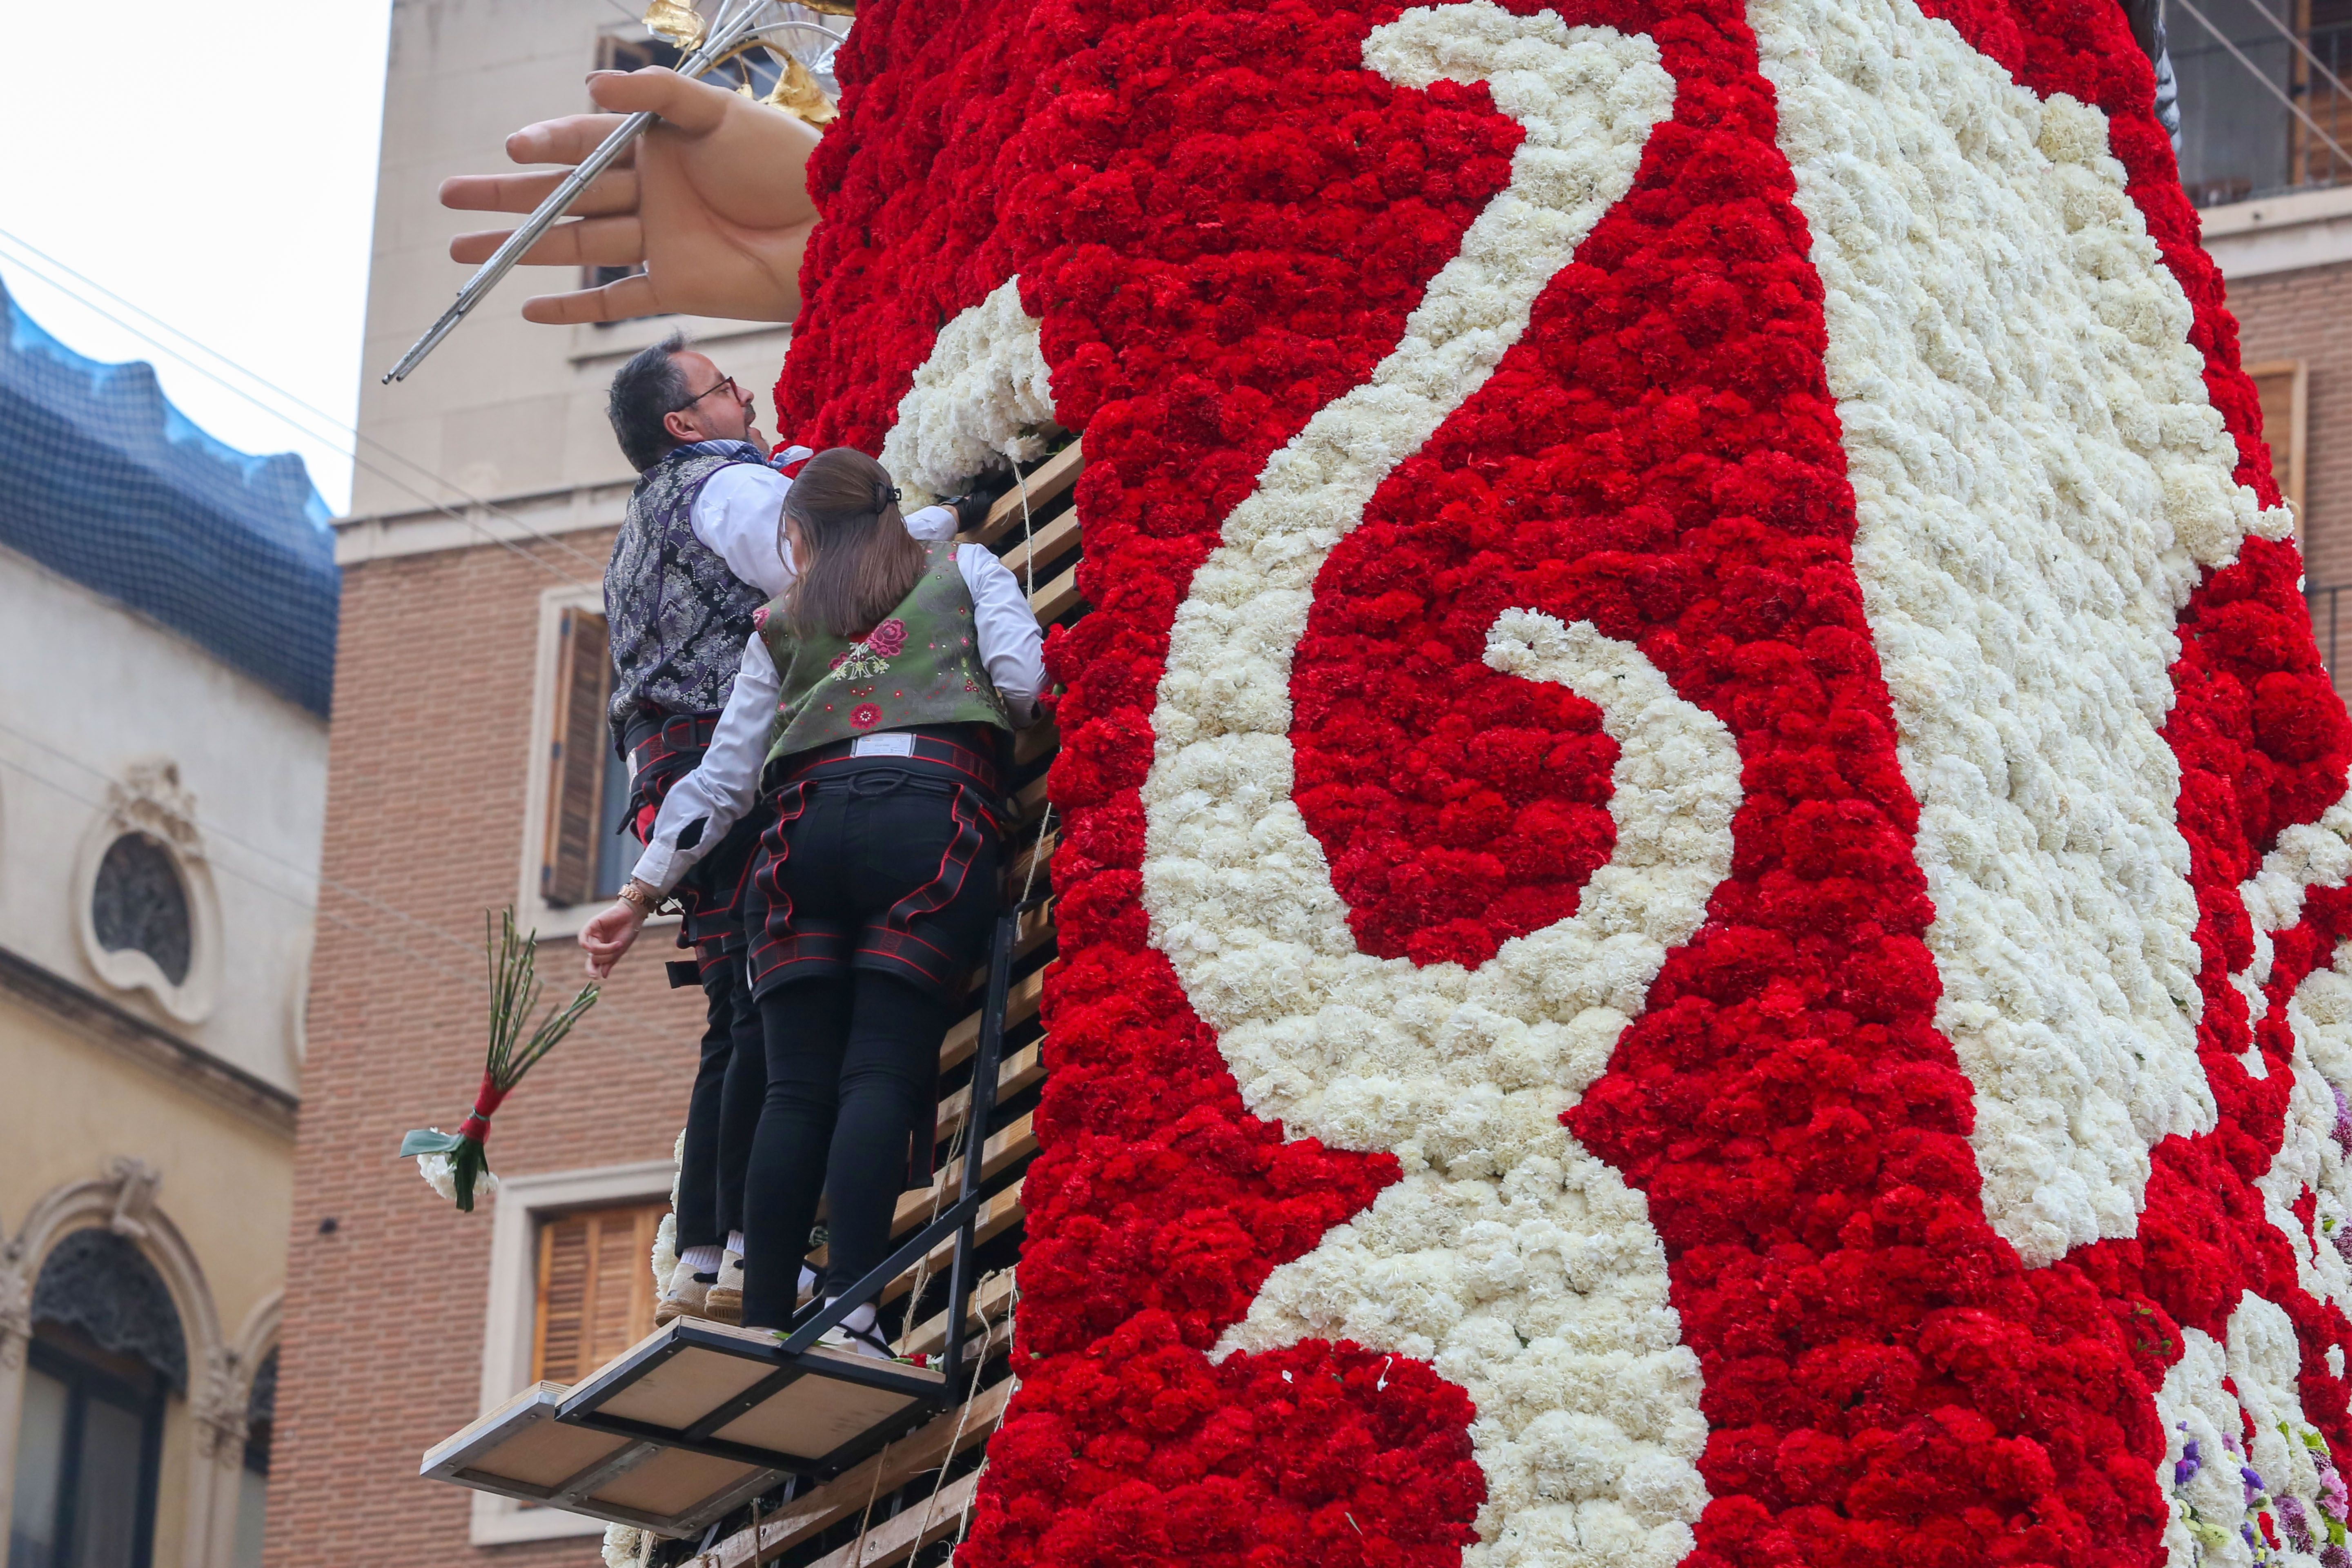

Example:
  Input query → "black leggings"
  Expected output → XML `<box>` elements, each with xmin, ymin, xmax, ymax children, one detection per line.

<box><xmin>736</xmin><ymin>764</ymin><xmax>1002</xmax><ymax>1328</ymax></box>
<box><xmin>675</xmin><ymin>955</ymin><xmax>765</xmax><ymax>1251</ymax></box>
<box><xmin>740</xmin><ymin>974</ymin><xmax>956</xmax><ymax>1327</ymax></box>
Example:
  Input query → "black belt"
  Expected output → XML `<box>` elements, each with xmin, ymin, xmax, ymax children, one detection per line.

<box><xmin>770</xmin><ymin>725</ymin><xmax>1002</xmax><ymax>795</ymax></box>
<box><xmin>627</xmin><ymin>711</ymin><xmax>722</xmax><ymax>776</ymax></box>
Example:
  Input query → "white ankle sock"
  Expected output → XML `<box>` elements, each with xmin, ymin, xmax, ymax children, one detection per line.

<box><xmin>679</xmin><ymin>1244</ymin><xmax>723</xmax><ymax>1276</ymax></box>
<box><xmin>823</xmin><ymin>1298</ymin><xmax>879</xmax><ymax>1334</ymax></box>
<box><xmin>726</xmin><ymin>1230</ymin><xmax>745</xmax><ymax>1256</ymax></box>
<box><xmin>799</xmin><ymin>1264</ymin><xmax>817</xmax><ymax>1296</ymax></box>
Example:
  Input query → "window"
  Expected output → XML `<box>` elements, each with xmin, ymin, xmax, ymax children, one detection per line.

<box><xmin>468</xmin><ymin>1159</ymin><xmax>673</xmax><ymax>1544</ymax></box>
<box><xmin>597</xmin><ymin>33</ymin><xmax>683</xmax><ymax>75</ymax></box>
<box><xmin>9</xmin><ymin>1225</ymin><xmax>183</xmax><ymax>1568</ymax></box>
<box><xmin>2173</xmin><ymin>0</ymin><xmax>2352</xmax><ymax>206</ymax></box>
<box><xmin>532</xmin><ymin>1200</ymin><xmax>668</xmax><ymax>1385</ymax></box>
<box><xmin>6</xmin><ymin>1342</ymin><xmax>164</xmax><ymax>1568</ymax></box>
<box><xmin>230</xmin><ymin>1350</ymin><xmax>275</xmax><ymax>1568</ymax></box>
<box><xmin>539</xmin><ymin>608</ymin><xmax>637</xmax><ymax>909</ymax></box>
<box><xmin>90</xmin><ymin>834</ymin><xmax>191</xmax><ymax>986</ymax></box>
<box><xmin>2249</xmin><ymin>360</ymin><xmax>2310</xmax><ymax>533</ymax></box>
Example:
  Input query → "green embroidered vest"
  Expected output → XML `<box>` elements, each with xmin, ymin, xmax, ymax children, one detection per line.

<box><xmin>758</xmin><ymin>541</ymin><xmax>1012</xmax><ymax>767</ymax></box>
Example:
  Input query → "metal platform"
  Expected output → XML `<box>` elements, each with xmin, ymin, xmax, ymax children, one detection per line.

<box><xmin>423</xmin><ymin>1319</ymin><xmax>949</xmax><ymax>1535</ymax></box>
<box><xmin>424</xmin><ymin>896</ymin><xmax>1031</xmax><ymax>1537</ymax></box>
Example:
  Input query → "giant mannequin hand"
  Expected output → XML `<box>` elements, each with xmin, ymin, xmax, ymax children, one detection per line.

<box><xmin>440</xmin><ymin>67</ymin><xmax>821</xmax><ymax>325</ymax></box>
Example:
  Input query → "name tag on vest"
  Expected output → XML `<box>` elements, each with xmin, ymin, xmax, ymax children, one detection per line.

<box><xmin>852</xmin><ymin>733</ymin><xmax>916</xmax><ymax>757</ymax></box>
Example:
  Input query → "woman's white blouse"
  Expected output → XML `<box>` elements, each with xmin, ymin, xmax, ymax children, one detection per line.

<box><xmin>628</xmin><ymin>545</ymin><xmax>1047</xmax><ymax>895</ymax></box>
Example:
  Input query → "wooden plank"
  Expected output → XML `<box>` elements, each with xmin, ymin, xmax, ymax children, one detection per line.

<box><xmin>1013</xmin><ymin>717</ymin><xmax>1058</xmax><ymax>768</ymax></box>
<box><xmin>804</xmin><ymin>1182</ymin><xmax>1029</xmax><ymax>1308</ymax></box>
<box><xmin>1029</xmin><ymin>562</ymin><xmax>1083</xmax><ymax>623</ymax></box>
<box><xmin>889</xmin><ymin>1114</ymin><xmax>1036</xmax><ymax>1238</ymax></box>
<box><xmin>711</xmin><ymin>1380</ymin><xmax>1013</xmax><ymax>1567</ymax></box>
<box><xmin>809</xmin><ymin>1115</ymin><xmax>1037</xmax><ymax>1272</ymax></box>
<box><xmin>933</xmin><ymin>1045</ymin><xmax>1045</xmax><ymax>1145</ymax></box>
<box><xmin>965</xmin><ymin>441</ymin><xmax>1084</xmax><ymax>547</ymax></box>
<box><xmin>1010</xmin><ymin>772</ymin><xmax>1051</xmax><ymax>825</ymax></box>
<box><xmin>963</xmin><ymin>900</ymin><xmax>1054</xmax><ymax>988</ymax></box>
<box><xmin>993</xmin><ymin>508</ymin><xmax>1082</xmax><ymax>585</ymax></box>
<box><xmin>938</xmin><ymin>968</ymin><xmax>1045</xmax><ymax>1073</ymax></box>
<box><xmin>881</xmin><ymin>1181</ymin><xmax>1027</xmax><ymax>1307</ymax></box>
<box><xmin>1006</xmin><ymin>831</ymin><xmax>1058</xmax><ymax>898</ymax></box>
<box><xmin>898</xmin><ymin>1269</ymin><xmax>1017</xmax><ymax>1360</ymax></box>
<box><xmin>804</xmin><ymin>1469</ymin><xmax>982</xmax><ymax>1568</ymax></box>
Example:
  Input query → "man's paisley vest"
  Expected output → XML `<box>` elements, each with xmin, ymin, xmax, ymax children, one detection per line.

<box><xmin>604</xmin><ymin>450</ymin><xmax>770</xmax><ymax>753</ymax></box>
<box><xmin>757</xmin><ymin>541</ymin><xmax>1011</xmax><ymax>766</ymax></box>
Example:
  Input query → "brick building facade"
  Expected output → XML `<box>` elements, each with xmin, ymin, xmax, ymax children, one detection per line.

<box><xmin>2218</xmin><ymin>232</ymin><xmax>2352</xmax><ymax>681</ymax></box>
<box><xmin>264</xmin><ymin>527</ymin><xmax>711</xmax><ymax>1567</ymax></box>
<box><xmin>263</xmin><ymin>1</ymin><xmax>801</xmax><ymax>1562</ymax></box>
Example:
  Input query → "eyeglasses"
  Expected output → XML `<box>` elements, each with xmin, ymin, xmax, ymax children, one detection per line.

<box><xmin>671</xmin><ymin>374</ymin><xmax>743</xmax><ymax>413</ymax></box>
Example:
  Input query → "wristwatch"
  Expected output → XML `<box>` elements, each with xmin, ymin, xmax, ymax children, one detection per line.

<box><xmin>614</xmin><ymin>880</ymin><xmax>660</xmax><ymax>918</ymax></box>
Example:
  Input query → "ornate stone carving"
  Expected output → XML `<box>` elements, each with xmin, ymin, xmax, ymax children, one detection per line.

<box><xmin>0</xmin><ymin>1254</ymin><xmax>30</xmax><ymax>1371</ymax></box>
<box><xmin>107</xmin><ymin>1155</ymin><xmax>162</xmax><ymax>1240</ymax></box>
<box><xmin>107</xmin><ymin>759</ymin><xmax>202</xmax><ymax>857</ymax></box>
<box><xmin>191</xmin><ymin>1346</ymin><xmax>247</xmax><ymax>1460</ymax></box>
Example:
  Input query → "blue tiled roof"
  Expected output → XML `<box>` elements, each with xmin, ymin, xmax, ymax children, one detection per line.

<box><xmin>0</xmin><ymin>274</ymin><xmax>339</xmax><ymax>715</ymax></box>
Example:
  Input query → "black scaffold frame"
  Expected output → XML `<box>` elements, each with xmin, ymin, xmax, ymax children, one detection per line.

<box><xmin>421</xmin><ymin>896</ymin><xmax>1033</xmax><ymax>1532</ymax></box>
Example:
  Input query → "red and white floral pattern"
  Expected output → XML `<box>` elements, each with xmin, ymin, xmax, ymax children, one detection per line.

<box><xmin>772</xmin><ymin>0</ymin><xmax>2352</xmax><ymax>1559</ymax></box>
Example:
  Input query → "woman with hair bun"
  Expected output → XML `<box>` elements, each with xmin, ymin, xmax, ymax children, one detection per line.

<box><xmin>580</xmin><ymin>445</ymin><xmax>1046</xmax><ymax>1353</ymax></box>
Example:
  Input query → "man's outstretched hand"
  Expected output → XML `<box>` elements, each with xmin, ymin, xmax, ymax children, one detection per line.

<box><xmin>439</xmin><ymin>67</ymin><xmax>822</xmax><ymax>325</ymax></box>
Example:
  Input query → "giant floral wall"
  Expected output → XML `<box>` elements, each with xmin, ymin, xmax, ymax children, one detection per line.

<box><xmin>773</xmin><ymin>0</ymin><xmax>2352</xmax><ymax>1561</ymax></box>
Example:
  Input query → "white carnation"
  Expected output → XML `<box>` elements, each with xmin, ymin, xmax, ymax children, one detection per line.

<box><xmin>414</xmin><ymin>1142</ymin><xmax>497</xmax><ymax>1204</ymax></box>
<box><xmin>880</xmin><ymin>278</ymin><xmax>1061</xmax><ymax>501</ymax></box>
<box><xmin>1134</xmin><ymin>8</ymin><xmax>1704</xmax><ymax>1557</ymax></box>
<box><xmin>1753</xmin><ymin>0</ymin><xmax>2292</xmax><ymax>1264</ymax></box>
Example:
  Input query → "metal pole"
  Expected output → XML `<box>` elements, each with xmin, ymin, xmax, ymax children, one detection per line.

<box><xmin>942</xmin><ymin>907</ymin><xmax>1018</xmax><ymax>1388</ymax></box>
<box><xmin>380</xmin><ymin>3</ymin><xmax>768</xmax><ymax>383</ymax></box>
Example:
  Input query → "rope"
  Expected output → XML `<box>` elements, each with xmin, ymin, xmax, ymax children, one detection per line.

<box><xmin>1018</xmin><ymin>804</ymin><xmax>1055</xmax><ymax>910</ymax></box>
<box><xmin>1009</xmin><ymin>451</ymin><xmax>1036</xmax><ymax>599</ymax></box>
<box><xmin>894</xmin><ymin>1107</ymin><xmax>974</xmax><ymax>1354</ymax></box>
<box><xmin>846</xmin><ymin>1436</ymin><xmax>894</xmax><ymax>1567</ymax></box>
<box><xmin>947</xmin><ymin>1276</ymin><xmax>1021</xmax><ymax>1563</ymax></box>
<box><xmin>920</xmin><ymin>1310</ymin><xmax>998</xmax><ymax>1550</ymax></box>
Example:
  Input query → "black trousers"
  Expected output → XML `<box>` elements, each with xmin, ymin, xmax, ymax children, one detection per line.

<box><xmin>675</xmin><ymin>955</ymin><xmax>766</xmax><ymax>1251</ymax></box>
<box><xmin>739</xmin><ymin>769</ymin><xmax>1000</xmax><ymax>1329</ymax></box>
<box><xmin>624</xmin><ymin>712</ymin><xmax>772</xmax><ymax>1255</ymax></box>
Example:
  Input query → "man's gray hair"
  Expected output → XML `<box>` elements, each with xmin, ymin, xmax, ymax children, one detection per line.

<box><xmin>607</xmin><ymin>329</ymin><xmax>694</xmax><ymax>473</ymax></box>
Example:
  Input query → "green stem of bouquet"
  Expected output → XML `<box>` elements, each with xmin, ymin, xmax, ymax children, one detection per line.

<box><xmin>445</xmin><ymin>911</ymin><xmax>599</xmax><ymax>1210</ymax></box>
<box><xmin>485</xmin><ymin>908</ymin><xmax>600</xmax><ymax>1091</ymax></box>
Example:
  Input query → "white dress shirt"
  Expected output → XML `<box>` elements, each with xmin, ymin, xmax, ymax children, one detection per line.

<box><xmin>629</xmin><ymin>544</ymin><xmax>1048</xmax><ymax>894</ymax></box>
<box><xmin>689</xmin><ymin>456</ymin><xmax>959</xmax><ymax>596</ymax></box>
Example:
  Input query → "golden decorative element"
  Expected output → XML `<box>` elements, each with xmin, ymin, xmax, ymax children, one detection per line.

<box><xmin>763</xmin><ymin>53</ymin><xmax>839</xmax><ymax>125</ymax></box>
<box><xmin>642</xmin><ymin>0</ymin><xmax>709</xmax><ymax>51</ymax></box>
<box><xmin>796</xmin><ymin>0</ymin><xmax>857</xmax><ymax>14</ymax></box>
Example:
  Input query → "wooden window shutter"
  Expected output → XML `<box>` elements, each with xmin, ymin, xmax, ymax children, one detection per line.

<box><xmin>2249</xmin><ymin>361</ymin><xmax>2308</xmax><ymax>543</ymax></box>
<box><xmin>542</xmin><ymin>609</ymin><xmax>615</xmax><ymax>907</ymax></box>
<box><xmin>532</xmin><ymin>1200</ymin><xmax>667</xmax><ymax>1385</ymax></box>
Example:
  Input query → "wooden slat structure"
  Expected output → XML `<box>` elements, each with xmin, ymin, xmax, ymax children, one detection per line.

<box><xmin>423</xmin><ymin>441</ymin><xmax>1087</xmax><ymax>1557</ymax></box>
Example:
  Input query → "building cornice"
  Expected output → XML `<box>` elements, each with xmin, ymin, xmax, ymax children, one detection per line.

<box><xmin>2200</xmin><ymin>187</ymin><xmax>2352</xmax><ymax>281</ymax></box>
<box><xmin>0</xmin><ymin>942</ymin><xmax>298</xmax><ymax>1137</ymax></box>
<box><xmin>333</xmin><ymin>479</ymin><xmax>632</xmax><ymax>569</ymax></box>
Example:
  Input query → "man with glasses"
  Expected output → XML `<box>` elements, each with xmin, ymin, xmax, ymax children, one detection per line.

<box><xmin>600</xmin><ymin>331</ymin><xmax>987</xmax><ymax>1327</ymax></box>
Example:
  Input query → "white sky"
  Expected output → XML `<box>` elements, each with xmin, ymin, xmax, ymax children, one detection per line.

<box><xmin>0</xmin><ymin>0</ymin><xmax>396</xmax><ymax>515</ymax></box>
